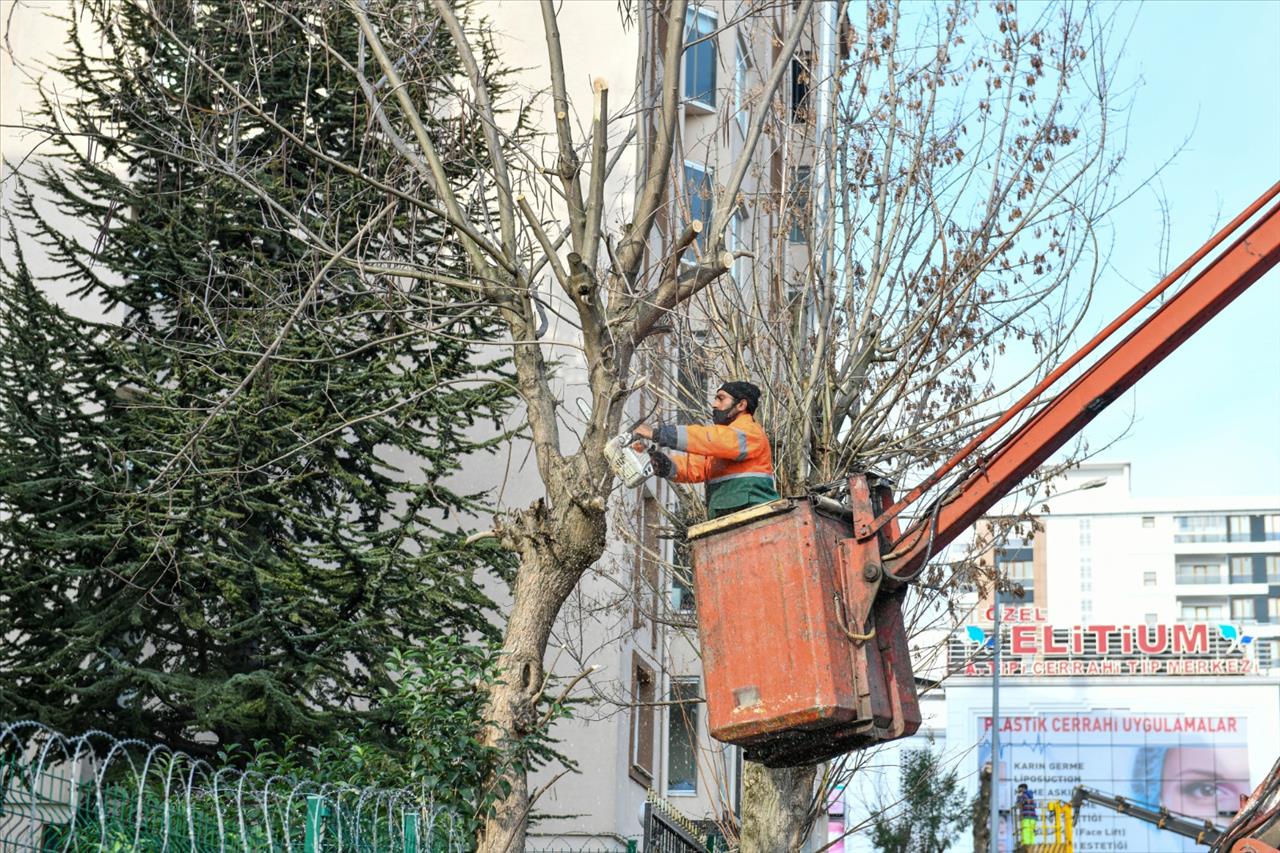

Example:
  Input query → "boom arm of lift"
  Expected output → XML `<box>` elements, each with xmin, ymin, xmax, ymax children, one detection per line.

<box><xmin>1070</xmin><ymin>785</ymin><xmax>1224</xmax><ymax>847</ymax></box>
<box><xmin>871</xmin><ymin>181</ymin><xmax>1280</xmax><ymax>582</ymax></box>
<box><xmin>791</xmin><ymin>183</ymin><xmax>1280</xmax><ymax>763</ymax></box>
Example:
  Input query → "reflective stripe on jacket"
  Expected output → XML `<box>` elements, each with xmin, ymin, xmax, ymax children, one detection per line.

<box><xmin>655</xmin><ymin>413</ymin><xmax>779</xmax><ymax>517</ymax></box>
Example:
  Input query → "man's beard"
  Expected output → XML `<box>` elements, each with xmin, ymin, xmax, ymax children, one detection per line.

<box><xmin>711</xmin><ymin>407</ymin><xmax>735</xmax><ymax>425</ymax></box>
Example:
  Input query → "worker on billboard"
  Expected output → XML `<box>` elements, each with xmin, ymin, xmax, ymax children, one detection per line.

<box><xmin>1016</xmin><ymin>783</ymin><xmax>1038</xmax><ymax>846</ymax></box>
<box><xmin>632</xmin><ymin>381</ymin><xmax>779</xmax><ymax>519</ymax></box>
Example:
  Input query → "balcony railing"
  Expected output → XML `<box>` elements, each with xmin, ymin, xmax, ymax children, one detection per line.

<box><xmin>1175</xmin><ymin>574</ymin><xmax>1222</xmax><ymax>585</ymax></box>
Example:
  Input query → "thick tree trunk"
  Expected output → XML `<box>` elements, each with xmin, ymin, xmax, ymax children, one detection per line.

<box><xmin>738</xmin><ymin>761</ymin><xmax>818</xmax><ymax>853</ymax></box>
<box><xmin>477</xmin><ymin>471</ymin><xmax>607</xmax><ymax>853</ymax></box>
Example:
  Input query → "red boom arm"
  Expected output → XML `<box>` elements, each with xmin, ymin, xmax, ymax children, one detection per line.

<box><xmin>879</xmin><ymin>182</ymin><xmax>1280</xmax><ymax>582</ymax></box>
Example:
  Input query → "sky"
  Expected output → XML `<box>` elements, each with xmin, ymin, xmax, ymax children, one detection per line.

<box><xmin>1054</xmin><ymin>0</ymin><xmax>1280</xmax><ymax>498</ymax></box>
<box><xmin>2</xmin><ymin>0</ymin><xmax>1278</xmax><ymax>499</ymax></box>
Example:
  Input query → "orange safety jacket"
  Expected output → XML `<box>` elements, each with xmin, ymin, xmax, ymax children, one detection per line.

<box><xmin>654</xmin><ymin>413</ymin><xmax>779</xmax><ymax>518</ymax></box>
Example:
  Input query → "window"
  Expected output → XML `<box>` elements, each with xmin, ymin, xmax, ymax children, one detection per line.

<box><xmin>671</xmin><ymin>565</ymin><xmax>696</xmax><ymax>614</ymax></box>
<box><xmin>788</xmin><ymin>166</ymin><xmax>811</xmax><ymax>244</ymax></box>
<box><xmin>1143</xmin><ymin>571</ymin><xmax>1157</xmax><ymax>587</ymax></box>
<box><xmin>683</xmin><ymin>7</ymin><xmax>717</xmax><ymax>109</ymax></box>
<box><xmin>1078</xmin><ymin>518</ymin><xmax>1091</xmax><ymax>546</ymax></box>
<box><xmin>634</xmin><ymin>496</ymin><xmax>661</xmax><ymax>630</ymax></box>
<box><xmin>728</xmin><ymin>209</ymin><xmax>747</xmax><ymax>284</ymax></box>
<box><xmin>667</xmin><ymin>679</ymin><xmax>701</xmax><ymax>795</ymax></box>
<box><xmin>1230</xmin><ymin>598</ymin><xmax>1253</xmax><ymax>620</ymax></box>
<box><xmin>1081</xmin><ymin>600</ymin><xmax>1093</xmax><ymax>619</ymax></box>
<box><xmin>1265</xmin><ymin>515</ymin><xmax>1280</xmax><ymax>541</ymax></box>
<box><xmin>1142</xmin><ymin>516</ymin><xmax>1155</xmax><ymax>528</ymax></box>
<box><xmin>1144</xmin><ymin>612</ymin><xmax>1158</xmax><ymax>626</ymax></box>
<box><xmin>734</xmin><ymin>38</ymin><xmax>750</xmax><ymax>135</ymax></box>
<box><xmin>629</xmin><ymin>657</ymin><xmax>656</xmax><ymax>783</ymax></box>
<box><xmin>1269</xmin><ymin>597</ymin><xmax>1280</xmax><ymax>621</ymax></box>
<box><xmin>1175</xmin><ymin>564</ymin><xmax>1220</xmax><ymax>585</ymax></box>
<box><xmin>1174</xmin><ymin>515</ymin><xmax>1227</xmax><ymax>543</ymax></box>
<box><xmin>996</xmin><ymin>587</ymin><xmax>1027</xmax><ymax>604</ymax></box>
<box><xmin>1268</xmin><ymin>555</ymin><xmax>1280</xmax><ymax>583</ymax></box>
<box><xmin>790</xmin><ymin>49</ymin><xmax>813</xmax><ymax>122</ymax></box>
<box><xmin>1002</xmin><ymin>559</ymin><xmax>1034</xmax><ymax>580</ymax></box>
<box><xmin>1229</xmin><ymin>515</ymin><xmax>1252</xmax><ymax>541</ymax></box>
<box><xmin>1261</xmin><ymin>639</ymin><xmax>1280</xmax><ymax>669</ymax></box>
<box><xmin>1230</xmin><ymin>556</ymin><xmax>1253</xmax><ymax>582</ymax></box>
<box><xmin>683</xmin><ymin>162</ymin><xmax>713</xmax><ymax>257</ymax></box>
<box><xmin>1180</xmin><ymin>602</ymin><xmax>1225</xmax><ymax>621</ymax></box>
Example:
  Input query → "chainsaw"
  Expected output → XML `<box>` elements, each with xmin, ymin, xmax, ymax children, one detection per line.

<box><xmin>604</xmin><ymin>430</ymin><xmax>654</xmax><ymax>488</ymax></box>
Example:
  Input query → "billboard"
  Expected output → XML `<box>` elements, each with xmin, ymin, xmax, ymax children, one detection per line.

<box><xmin>978</xmin><ymin>712</ymin><xmax>1250</xmax><ymax>852</ymax></box>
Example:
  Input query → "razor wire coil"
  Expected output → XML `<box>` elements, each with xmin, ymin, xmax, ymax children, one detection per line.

<box><xmin>0</xmin><ymin>720</ymin><xmax>467</xmax><ymax>852</ymax></box>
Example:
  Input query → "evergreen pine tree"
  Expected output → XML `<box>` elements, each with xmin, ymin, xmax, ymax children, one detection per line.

<box><xmin>0</xmin><ymin>0</ymin><xmax>517</xmax><ymax>757</ymax></box>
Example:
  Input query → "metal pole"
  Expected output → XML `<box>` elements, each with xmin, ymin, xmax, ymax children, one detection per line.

<box><xmin>305</xmin><ymin>795</ymin><xmax>324</xmax><ymax>853</ymax></box>
<box><xmin>403</xmin><ymin>812</ymin><xmax>418</xmax><ymax>853</ymax></box>
<box><xmin>990</xmin><ymin>599</ymin><xmax>1001</xmax><ymax>853</ymax></box>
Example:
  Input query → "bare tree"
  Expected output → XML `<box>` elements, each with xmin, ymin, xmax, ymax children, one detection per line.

<box><xmin>5</xmin><ymin>0</ymin><xmax>1131</xmax><ymax>848</ymax></box>
<box><xmin>656</xmin><ymin>0</ymin><xmax>1128</xmax><ymax>847</ymax></box>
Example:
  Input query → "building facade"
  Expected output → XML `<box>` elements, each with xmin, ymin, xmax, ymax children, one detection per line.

<box><xmin>837</xmin><ymin>463</ymin><xmax>1280</xmax><ymax>853</ymax></box>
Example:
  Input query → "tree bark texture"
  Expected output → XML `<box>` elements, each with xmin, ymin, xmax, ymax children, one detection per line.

<box><xmin>477</xmin><ymin>463</ymin><xmax>608</xmax><ymax>853</ymax></box>
<box><xmin>738</xmin><ymin>761</ymin><xmax>819</xmax><ymax>853</ymax></box>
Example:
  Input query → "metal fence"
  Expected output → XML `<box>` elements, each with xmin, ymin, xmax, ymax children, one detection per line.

<box><xmin>0</xmin><ymin>720</ymin><xmax>467</xmax><ymax>852</ymax></box>
<box><xmin>640</xmin><ymin>792</ymin><xmax>727</xmax><ymax>853</ymax></box>
<box><xmin>526</xmin><ymin>835</ymin><xmax>636</xmax><ymax>852</ymax></box>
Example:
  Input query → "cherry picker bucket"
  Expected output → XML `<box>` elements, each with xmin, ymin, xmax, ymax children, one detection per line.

<box><xmin>687</xmin><ymin>477</ymin><xmax>920</xmax><ymax>766</ymax></box>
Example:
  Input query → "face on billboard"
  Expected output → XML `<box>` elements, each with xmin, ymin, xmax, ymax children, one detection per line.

<box><xmin>1159</xmin><ymin>746</ymin><xmax>1250</xmax><ymax>820</ymax></box>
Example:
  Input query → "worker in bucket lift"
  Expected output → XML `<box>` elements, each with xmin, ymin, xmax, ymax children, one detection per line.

<box><xmin>632</xmin><ymin>381</ymin><xmax>779</xmax><ymax>519</ymax></box>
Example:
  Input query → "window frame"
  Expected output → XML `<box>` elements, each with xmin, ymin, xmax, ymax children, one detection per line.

<box><xmin>1174</xmin><ymin>515</ymin><xmax>1228</xmax><ymax>543</ymax></box>
<box><xmin>665</xmin><ymin>677</ymin><xmax>702</xmax><ymax>796</ymax></box>
<box><xmin>788</xmin><ymin>165</ymin><xmax>812</xmax><ymax>244</ymax></box>
<box><xmin>1176</xmin><ymin>563</ymin><xmax>1221</xmax><ymax>584</ymax></box>
<box><xmin>728</xmin><ymin>207</ymin><xmax>748</xmax><ymax>285</ymax></box>
<box><xmin>1179</xmin><ymin>602</ymin><xmax>1225</xmax><ymax>621</ymax></box>
<box><xmin>682</xmin><ymin>6</ymin><xmax>718</xmax><ymax>112</ymax></box>
<box><xmin>789</xmin><ymin>49</ymin><xmax>813</xmax><ymax>122</ymax></box>
<box><xmin>734</xmin><ymin>35</ymin><xmax>751</xmax><ymax>136</ymax></box>
<box><xmin>634</xmin><ymin>495</ymin><xmax>662</xmax><ymax>634</ymax></box>
<box><xmin>629</xmin><ymin>656</ymin><xmax>657</xmax><ymax>785</ymax></box>
<box><xmin>682</xmin><ymin>160</ymin><xmax>714</xmax><ymax>259</ymax></box>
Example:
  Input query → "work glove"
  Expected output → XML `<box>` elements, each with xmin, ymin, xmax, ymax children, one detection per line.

<box><xmin>648</xmin><ymin>448</ymin><xmax>675</xmax><ymax>479</ymax></box>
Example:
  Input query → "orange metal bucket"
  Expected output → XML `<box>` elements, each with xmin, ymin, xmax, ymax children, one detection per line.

<box><xmin>689</xmin><ymin>486</ymin><xmax>921</xmax><ymax>766</ymax></box>
<box><xmin>689</xmin><ymin>499</ymin><xmax>861</xmax><ymax>746</ymax></box>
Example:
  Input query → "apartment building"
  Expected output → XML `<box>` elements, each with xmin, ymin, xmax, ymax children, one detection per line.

<box><xmin>976</xmin><ymin>462</ymin><xmax>1280</xmax><ymax>667</ymax></box>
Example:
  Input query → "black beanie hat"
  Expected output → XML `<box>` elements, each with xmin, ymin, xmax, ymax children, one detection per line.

<box><xmin>719</xmin><ymin>381</ymin><xmax>761</xmax><ymax>414</ymax></box>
